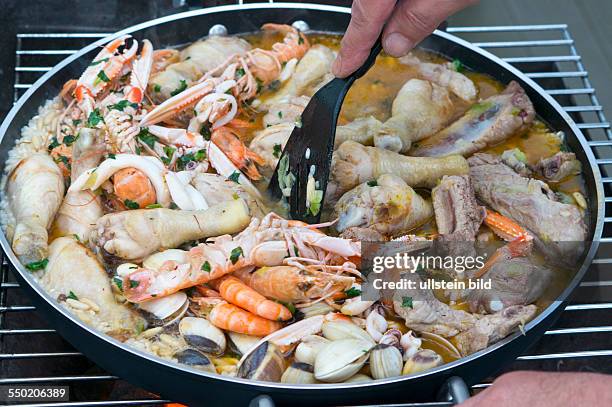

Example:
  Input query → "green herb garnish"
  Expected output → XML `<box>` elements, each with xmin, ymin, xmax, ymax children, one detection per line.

<box><xmin>145</xmin><ymin>203</ymin><xmax>163</xmax><ymax>209</ymax></box>
<box><xmin>344</xmin><ymin>287</ymin><xmax>362</xmax><ymax>298</ymax></box>
<box><xmin>87</xmin><ymin>108</ymin><xmax>104</xmax><ymax>127</ymax></box>
<box><xmin>72</xmin><ymin>119</ymin><xmax>81</xmax><ymax>126</ymax></box>
<box><xmin>153</xmin><ymin>84</ymin><xmax>161</xmax><ymax>92</ymax></box>
<box><xmin>170</xmin><ymin>79</ymin><xmax>188</xmax><ymax>97</ymax></box>
<box><xmin>201</xmin><ymin>261</ymin><xmax>211</xmax><ymax>273</ymax></box>
<box><xmin>108</xmin><ymin>99</ymin><xmax>138</xmax><ymax>111</ymax></box>
<box><xmin>136</xmin><ymin>127</ymin><xmax>158</xmax><ymax>149</ymax></box>
<box><xmin>129</xmin><ymin>279</ymin><xmax>139</xmax><ymax>289</ymax></box>
<box><xmin>162</xmin><ymin>146</ymin><xmax>176</xmax><ymax>165</ymax></box>
<box><xmin>367</xmin><ymin>180</ymin><xmax>378</xmax><ymax>187</ymax></box>
<box><xmin>25</xmin><ymin>258</ymin><xmax>48</xmax><ymax>271</ymax></box>
<box><xmin>200</xmin><ymin>125</ymin><xmax>211</xmax><ymax>141</ymax></box>
<box><xmin>451</xmin><ymin>59</ymin><xmax>463</xmax><ymax>73</ymax></box>
<box><xmin>401</xmin><ymin>296</ymin><xmax>413</xmax><ymax>308</ymax></box>
<box><xmin>228</xmin><ymin>171</ymin><xmax>241</xmax><ymax>183</ymax></box>
<box><xmin>47</xmin><ymin>137</ymin><xmax>60</xmax><ymax>151</ymax></box>
<box><xmin>62</xmin><ymin>134</ymin><xmax>77</xmax><ymax>146</ymax></box>
<box><xmin>113</xmin><ymin>277</ymin><xmax>123</xmax><ymax>292</ymax></box>
<box><xmin>229</xmin><ymin>247</ymin><xmax>243</xmax><ymax>264</ymax></box>
<box><xmin>236</xmin><ymin>67</ymin><xmax>245</xmax><ymax>78</ymax></box>
<box><xmin>124</xmin><ymin>199</ymin><xmax>140</xmax><ymax>210</ymax></box>
<box><xmin>67</xmin><ymin>291</ymin><xmax>79</xmax><ymax>300</ymax></box>
<box><xmin>55</xmin><ymin>154</ymin><xmax>71</xmax><ymax>170</ymax></box>
<box><xmin>107</xmin><ymin>153</ymin><xmax>116</xmax><ymax>159</ymax></box>
<box><xmin>273</xmin><ymin>143</ymin><xmax>282</xmax><ymax>158</ymax></box>
<box><xmin>94</xmin><ymin>70</ymin><xmax>110</xmax><ymax>85</ymax></box>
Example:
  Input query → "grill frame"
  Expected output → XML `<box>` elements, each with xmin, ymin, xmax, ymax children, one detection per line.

<box><xmin>2</xmin><ymin>5</ymin><xmax>611</xmax><ymax>407</ymax></box>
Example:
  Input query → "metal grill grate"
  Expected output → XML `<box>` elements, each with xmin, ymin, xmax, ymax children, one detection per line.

<box><xmin>2</xmin><ymin>19</ymin><xmax>612</xmax><ymax>407</ymax></box>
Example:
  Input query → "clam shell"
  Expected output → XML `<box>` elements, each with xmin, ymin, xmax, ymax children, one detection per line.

<box><xmin>116</xmin><ymin>262</ymin><xmax>139</xmax><ymax>277</ymax></box>
<box><xmin>343</xmin><ymin>373</ymin><xmax>373</xmax><ymax>383</ymax></box>
<box><xmin>369</xmin><ymin>343</ymin><xmax>403</xmax><ymax>380</ymax></box>
<box><xmin>179</xmin><ymin>317</ymin><xmax>226</xmax><ymax>355</ymax></box>
<box><xmin>420</xmin><ymin>331</ymin><xmax>461</xmax><ymax>360</ymax></box>
<box><xmin>402</xmin><ymin>349</ymin><xmax>443</xmax><ymax>375</ymax></box>
<box><xmin>322</xmin><ymin>321</ymin><xmax>375</xmax><ymax>344</ymax></box>
<box><xmin>314</xmin><ymin>339</ymin><xmax>373</xmax><ymax>383</ymax></box>
<box><xmin>294</xmin><ymin>335</ymin><xmax>330</xmax><ymax>365</ymax></box>
<box><xmin>143</xmin><ymin>249</ymin><xmax>189</xmax><ymax>270</ymax></box>
<box><xmin>174</xmin><ymin>348</ymin><xmax>216</xmax><ymax>373</ymax></box>
<box><xmin>139</xmin><ymin>291</ymin><xmax>188</xmax><ymax>325</ymax></box>
<box><xmin>281</xmin><ymin>362</ymin><xmax>317</xmax><ymax>384</ymax></box>
<box><xmin>228</xmin><ymin>332</ymin><xmax>263</xmax><ymax>357</ymax></box>
<box><xmin>237</xmin><ymin>341</ymin><xmax>285</xmax><ymax>382</ymax></box>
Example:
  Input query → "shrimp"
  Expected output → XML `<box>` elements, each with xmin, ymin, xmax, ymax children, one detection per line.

<box><xmin>208</xmin><ymin>302</ymin><xmax>282</xmax><ymax>336</ymax></box>
<box><xmin>151</xmin><ymin>49</ymin><xmax>180</xmax><ymax>75</ymax></box>
<box><xmin>233</xmin><ymin>266</ymin><xmax>354</xmax><ymax>304</ymax></box>
<box><xmin>210</xmin><ymin>276</ymin><xmax>292</xmax><ymax>321</ymax></box>
<box><xmin>261</xmin><ymin>23</ymin><xmax>310</xmax><ymax>63</ymax></box>
<box><xmin>211</xmin><ymin>127</ymin><xmax>265</xmax><ymax>180</ymax></box>
<box><xmin>113</xmin><ymin>167</ymin><xmax>157</xmax><ymax>209</ymax></box>
<box><xmin>122</xmin><ymin>213</ymin><xmax>360</xmax><ymax>302</ymax></box>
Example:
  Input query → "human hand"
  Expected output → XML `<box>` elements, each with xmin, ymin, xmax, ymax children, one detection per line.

<box><xmin>332</xmin><ymin>0</ymin><xmax>478</xmax><ymax>77</ymax></box>
<box><xmin>458</xmin><ymin>371</ymin><xmax>612</xmax><ymax>407</ymax></box>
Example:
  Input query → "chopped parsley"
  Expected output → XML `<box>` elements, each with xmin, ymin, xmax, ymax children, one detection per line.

<box><xmin>451</xmin><ymin>59</ymin><xmax>463</xmax><ymax>73</ymax></box>
<box><xmin>273</xmin><ymin>143</ymin><xmax>282</xmax><ymax>158</ymax></box>
<box><xmin>108</xmin><ymin>99</ymin><xmax>138</xmax><ymax>111</ymax></box>
<box><xmin>153</xmin><ymin>84</ymin><xmax>161</xmax><ymax>92</ymax></box>
<box><xmin>277</xmin><ymin>111</ymin><xmax>283</xmax><ymax>119</ymax></box>
<box><xmin>344</xmin><ymin>287</ymin><xmax>362</xmax><ymax>298</ymax></box>
<box><xmin>72</xmin><ymin>119</ymin><xmax>81</xmax><ymax>126</ymax></box>
<box><xmin>107</xmin><ymin>153</ymin><xmax>116</xmax><ymax>159</ymax></box>
<box><xmin>94</xmin><ymin>70</ymin><xmax>110</xmax><ymax>85</ymax></box>
<box><xmin>87</xmin><ymin>108</ymin><xmax>104</xmax><ymax>127</ymax></box>
<box><xmin>176</xmin><ymin>150</ymin><xmax>206</xmax><ymax>170</ymax></box>
<box><xmin>367</xmin><ymin>180</ymin><xmax>378</xmax><ymax>187</ymax></box>
<box><xmin>145</xmin><ymin>203</ymin><xmax>163</xmax><ymax>209</ymax></box>
<box><xmin>228</xmin><ymin>171</ymin><xmax>241</xmax><ymax>183</ymax></box>
<box><xmin>401</xmin><ymin>296</ymin><xmax>413</xmax><ymax>308</ymax></box>
<box><xmin>67</xmin><ymin>291</ymin><xmax>79</xmax><ymax>300</ymax></box>
<box><xmin>89</xmin><ymin>57</ymin><xmax>109</xmax><ymax>66</ymax></box>
<box><xmin>129</xmin><ymin>279</ymin><xmax>140</xmax><ymax>289</ymax></box>
<box><xmin>124</xmin><ymin>199</ymin><xmax>140</xmax><ymax>210</ymax></box>
<box><xmin>47</xmin><ymin>137</ymin><xmax>61</xmax><ymax>151</ymax></box>
<box><xmin>72</xmin><ymin>234</ymin><xmax>81</xmax><ymax>242</ymax></box>
<box><xmin>113</xmin><ymin>277</ymin><xmax>123</xmax><ymax>292</ymax></box>
<box><xmin>135</xmin><ymin>146</ymin><xmax>142</xmax><ymax>155</ymax></box>
<box><xmin>170</xmin><ymin>79</ymin><xmax>188</xmax><ymax>97</ymax></box>
<box><xmin>298</xmin><ymin>34</ymin><xmax>305</xmax><ymax>45</ymax></box>
<box><xmin>229</xmin><ymin>247</ymin><xmax>243</xmax><ymax>264</ymax></box>
<box><xmin>194</xmin><ymin>149</ymin><xmax>206</xmax><ymax>161</ymax></box>
<box><xmin>25</xmin><ymin>258</ymin><xmax>48</xmax><ymax>271</ymax></box>
<box><xmin>55</xmin><ymin>154</ymin><xmax>71</xmax><ymax>170</ymax></box>
<box><xmin>200</xmin><ymin>125</ymin><xmax>211</xmax><ymax>141</ymax></box>
<box><xmin>201</xmin><ymin>261</ymin><xmax>211</xmax><ymax>273</ymax></box>
<box><xmin>161</xmin><ymin>146</ymin><xmax>176</xmax><ymax>165</ymax></box>
<box><xmin>136</xmin><ymin>128</ymin><xmax>158</xmax><ymax>149</ymax></box>
<box><xmin>62</xmin><ymin>135</ymin><xmax>77</xmax><ymax>146</ymax></box>
<box><xmin>236</xmin><ymin>67</ymin><xmax>245</xmax><ymax>78</ymax></box>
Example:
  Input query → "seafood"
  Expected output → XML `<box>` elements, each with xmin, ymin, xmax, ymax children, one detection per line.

<box><xmin>375</xmin><ymin>79</ymin><xmax>455</xmax><ymax>153</ymax></box>
<box><xmin>90</xmin><ymin>199</ymin><xmax>250</xmax><ymax>260</ymax></box>
<box><xmin>328</xmin><ymin>140</ymin><xmax>469</xmax><ymax>202</ymax></box>
<box><xmin>7</xmin><ymin>154</ymin><xmax>65</xmax><ymax>264</ymax></box>
<box><xmin>1</xmin><ymin>25</ymin><xmax>590</xmax><ymax>384</ymax></box>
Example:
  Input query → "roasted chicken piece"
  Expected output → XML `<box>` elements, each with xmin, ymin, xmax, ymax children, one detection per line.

<box><xmin>374</xmin><ymin>79</ymin><xmax>455</xmax><ymax>153</ymax></box>
<box><xmin>533</xmin><ymin>151</ymin><xmax>581</xmax><ymax>182</ymax></box>
<box><xmin>327</xmin><ymin>140</ymin><xmax>469</xmax><ymax>202</ymax></box>
<box><xmin>335</xmin><ymin>116</ymin><xmax>382</xmax><ymax>148</ymax></box>
<box><xmin>333</xmin><ymin>174</ymin><xmax>433</xmax><ymax>238</ymax></box>
<box><xmin>41</xmin><ymin>237</ymin><xmax>143</xmax><ymax>338</ymax></box>
<box><xmin>411</xmin><ymin>81</ymin><xmax>535</xmax><ymax>157</ymax></box>
<box><xmin>7</xmin><ymin>153</ymin><xmax>65</xmax><ymax>264</ymax></box>
<box><xmin>90</xmin><ymin>199</ymin><xmax>251</xmax><ymax>260</ymax></box>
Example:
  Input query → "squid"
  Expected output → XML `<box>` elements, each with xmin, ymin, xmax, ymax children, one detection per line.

<box><xmin>90</xmin><ymin>199</ymin><xmax>251</xmax><ymax>260</ymax></box>
<box><xmin>327</xmin><ymin>140</ymin><xmax>469</xmax><ymax>202</ymax></box>
<box><xmin>333</xmin><ymin>174</ymin><xmax>433</xmax><ymax>237</ymax></box>
<box><xmin>41</xmin><ymin>237</ymin><xmax>143</xmax><ymax>338</ymax></box>
<box><xmin>374</xmin><ymin>79</ymin><xmax>455</xmax><ymax>153</ymax></box>
<box><xmin>7</xmin><ymin>153</ymin><xmax>64</xmax><ymax>264</ymax></box>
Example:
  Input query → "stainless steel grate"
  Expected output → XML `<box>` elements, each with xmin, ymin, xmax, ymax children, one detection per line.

<box><xmin>2</xmin><ymin>19</ymin><xmax>612</xmax><ymax>407</ymax></box>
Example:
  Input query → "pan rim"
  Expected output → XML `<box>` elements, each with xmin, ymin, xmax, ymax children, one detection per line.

<box><xmin>0</xmin><ymin>1</ymin><xmax>604</xmax><ymax>391</ymax></box>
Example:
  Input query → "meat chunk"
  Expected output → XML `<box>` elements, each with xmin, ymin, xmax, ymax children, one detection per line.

<box><xmin>454</xmin><ymin>305</ymin><xmax>537</xmax><ymax>356</ymax></box>
<box><xmin>467</xmin><ymin>257</ymin><xmax>552</xmax><ymax>313</ymax></box>
<box><xmin>501</xmin><ymin>148</ymin><xmax>532</xmax><ymax>177</ymax></box>
<box><xmin>533</xmin><ymin>151</ymin><xmax>581</xmax><ymax>182</ymax></box>
<box><xmin>469</xmin><ymin>153</ymin><xmax>587</xmax><ymax>261</ymax></box>
<box><xmin>411</xmin><ymin>81</ymin><xmax>535</xmax><ymax>157</ymax></box>
<box><xmin>432</xmin><ymin>175</ymin><xmax>485</xmax><ymax>241</ymax></box>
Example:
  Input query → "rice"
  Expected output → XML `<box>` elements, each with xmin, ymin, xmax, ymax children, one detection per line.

<box><xmin>0</xmin><ymin>97</ymin><xmax>64</xmax><ymax>237</ymax></box>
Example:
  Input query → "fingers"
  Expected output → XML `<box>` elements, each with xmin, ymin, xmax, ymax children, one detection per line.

<box><xmin>332</xmin><ymin>0</ymin><xmax>397</xmax><ymax>78</ymax></box>
<box><xmin>382</xmin><ymin>0</ymin><xmax>478</xmax><ymax>57</ymax></box>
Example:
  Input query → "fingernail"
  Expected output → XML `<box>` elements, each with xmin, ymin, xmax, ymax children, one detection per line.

<box><xmin>332</xmin><ymin>55</ymin><xmax>344</xmax><ymax>77</ymax></box>
<box><xmin>384</xmin><ymin>33</ymin><xmax>413</xmax><ymax>57</ymax></box>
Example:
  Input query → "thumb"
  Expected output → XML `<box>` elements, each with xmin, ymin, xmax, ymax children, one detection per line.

<box><xmin>382</xmin><ymin>0</ymin><xmax>478</xmax><ymax>57</ymax></box>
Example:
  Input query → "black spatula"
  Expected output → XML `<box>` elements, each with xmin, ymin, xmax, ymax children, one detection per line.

<box><xmin>268</xmin><ymin>38</ymin><xmax>383</xmax><ymax>223</ymax></box>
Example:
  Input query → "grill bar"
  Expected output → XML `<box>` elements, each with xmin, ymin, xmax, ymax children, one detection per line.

<box><xmin>4</xmin><ymin>18</ymin><xmax>611</xmax><ymax>407</ymax></box>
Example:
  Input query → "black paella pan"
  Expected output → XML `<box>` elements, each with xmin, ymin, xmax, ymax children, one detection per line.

<box><xmin>0</xmin><ymin>3</ymin><xmax>604</xmax><ymax>406</ymax></box>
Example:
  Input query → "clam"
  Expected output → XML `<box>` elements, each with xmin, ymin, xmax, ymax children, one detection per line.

<box><xmin>344</xmin><ymin>373</ymin><xmax>374</xmax><ymax>383</ymax></box>
<box><xmin>299</xmin><ymin>302</ymin><xmax>334</xmax><ymax>318</ymax></box>
<box><xmin>143</xmin><ymin>249</ymin><xmax>189</xmax><ymax>270</ymax></box>
<box><xmin>369</xmin><ymin>343</ymin><xmax>403</xmax><ymax>380</ymax></box>
<box><xmin>237</xmin><ymin>341</ymin><xmax>285</xmax><ymax>382</ymax></box>
<box><xmin>420</xmin><ymin>332</ymin><xmax>461</xmax><ymax>360</ymax></box>
<box><xmin>314</xmin><ymin>339</ymin><xmax>373</xmax><ymax>383</ymax></box>
<box><xmin>322</xmin><ymin>320</ymin><xmax>375</xmax><ymax>344</ymax></box>
<box><xmin>365</xmin><ymin>307</ymin><xmax>387</xmax><ymax>342</ymax></box>
<box><xmin>294</xmin><ymin>335</ymin><xmax>330</xmax><ymax>365</ymax></box>
<box><xmin>402</xmin><ymin>349</ymin><xmax>443</xmax><ymax>375</ymax></box>
<box><xmin>139</xmin><ymin>291</ymin><xmax>188</xmax><ymax>326</ymax></box>
<box><xmin>400</xmin><ymin>331</ymin><xmax>422</xmax><ymax>360</ymax></box>
<box><xmin>228</xmin><ymin>332</ymin><xmax>263</xmax><ymax>357</ymax></box>
<box><xmin>179</xmin><ymin>317</ymin><xmax>226</xmax><ymax>355</ymax></box>
<box><xmin>281</xmin><ymin>362</ymin><xmax>317</xmax><ymax>384</ymax></box>
<box><xmin>174</xmin><ymin>348</ymin><xmax>216</xmax><ymax>373</ymax></box>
